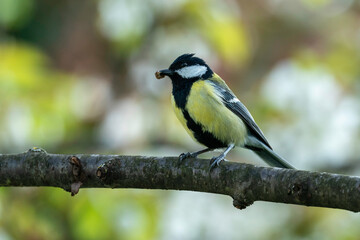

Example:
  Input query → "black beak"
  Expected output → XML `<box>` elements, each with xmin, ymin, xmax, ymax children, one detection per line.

<box><xmin>155</xmin><ymin>69</ymin><xmax>173</xmax><ymax>79</ymax></box>
<box><xmin>159</xmin><ymin>69</ymin><xmax>173</xmax><ymax>76</ymax></box>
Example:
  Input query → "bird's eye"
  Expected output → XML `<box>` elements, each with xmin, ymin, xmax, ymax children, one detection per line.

<box><xmin>180</xmin><ymin>63</ymin><xmax>187</xmax><ymax>68</ymax></box>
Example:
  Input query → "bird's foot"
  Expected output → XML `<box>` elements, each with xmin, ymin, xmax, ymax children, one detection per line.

<box><xmin>209</xmin><ymin>154</ymin><xmax>226</xmax><ymax>171</ymax></box>
<box><xmin>179</xmin><ymin>152</ymin><xmax>197</xmax><ymax>163</ymax></box>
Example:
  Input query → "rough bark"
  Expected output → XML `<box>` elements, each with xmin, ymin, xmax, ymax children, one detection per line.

<box><xmin>1</xmin><ymin>148</ymin><xmax>360</xmax><ymax>212</ymax></box>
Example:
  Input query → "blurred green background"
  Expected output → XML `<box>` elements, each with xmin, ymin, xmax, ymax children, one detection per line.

<box><xmin>1</xmin><ymin>0</ymin><xmax>360</xmax><ymax>239</ymax></box>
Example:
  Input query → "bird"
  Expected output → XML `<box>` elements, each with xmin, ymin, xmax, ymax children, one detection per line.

<box><xmin>155</xmin><ymin>53</ymin><xmax>294</xmax><ymax>170</ymax></box>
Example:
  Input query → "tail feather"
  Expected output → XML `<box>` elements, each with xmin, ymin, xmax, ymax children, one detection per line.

<box><xmin>252</xmin><ymin>147</ymin><xmax>295</xmax><ymax>169</ymax></box>
<box><xmin>245</xmin><ymin>136</ymin><xmax>295</xmax><ymax>169</ymax></box>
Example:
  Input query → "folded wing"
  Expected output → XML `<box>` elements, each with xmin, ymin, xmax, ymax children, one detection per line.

<box><xmin>207</xmin><ymin>78</ymin><xmax>272</xmax><ymax>149</ymax></box>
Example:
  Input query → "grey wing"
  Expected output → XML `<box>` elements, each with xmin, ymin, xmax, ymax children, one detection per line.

<box><xmin>209</xmin><ymin>81</ymin><xmax>272</xmax><ymax>149</ymax></box>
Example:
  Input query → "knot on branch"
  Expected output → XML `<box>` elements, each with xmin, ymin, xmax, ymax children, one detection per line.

<box><xmin>232</xmin><ymin>196</ymin><xmax>254</xmax><ymax>210</ymax></box>
<box><xmin>232</xmin><ymin>188</ymin><xmax>254</xmax><ymax>210</ymax></box>
<box><xmin>96</xmin><ymin>163</ymin><xmax>107</xmax><ymax>180</ymax></box>
<box><xmin>69</xmin><ymin>156</ymin><xmax>86</xmax><ymax>196</ymax></box>
<box><xmin>96</xmin><ymin>159</ymin><xmax>118</xmax><ymax>184</ymax></box>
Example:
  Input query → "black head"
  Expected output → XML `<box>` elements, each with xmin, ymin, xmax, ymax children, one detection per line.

<box><xmin>156</xmin><ymin>54</ymin><xmax>213</xmax><ymax>83</ymax></box>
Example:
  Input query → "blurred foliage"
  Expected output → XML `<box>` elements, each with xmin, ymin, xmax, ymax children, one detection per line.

<box><xmin>1</xmin><ymin>0</ymin><xmax>360</xmax><ymax>239</ymax></box>
<box><xmin>0</xmin><ymin>43</ymin><xmax>79</xmax><ymax>151</ymax></box>
<box><xmin>0</xmin><ymin>0</ymin><xmax>35</xmax><ymax>30</ymax></box>
<box><xmin>0</xmin><ymin>188</ymin><xmax>161</xmax><ymax>240</ymax></box>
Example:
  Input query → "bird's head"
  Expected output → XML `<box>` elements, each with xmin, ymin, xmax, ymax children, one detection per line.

<box><xmin>155</xmin><ymin>54</ymin><xmax>213</xmax><ymax>84</ymax></box>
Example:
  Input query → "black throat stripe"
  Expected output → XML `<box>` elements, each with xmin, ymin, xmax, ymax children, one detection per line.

<box><xmin>182</xmin><ymin>110</ymin><xmax>227</xmax><ymax>149</ymax></box>
<box><xmin>171</xmin><ymin>74</ymin><xmax>226</xmax><ymax>148</ymax></box>
<box><xmin>172</xmin><ymin>81</ymin><xmax>193</xmax><ymax>109</ymax></box>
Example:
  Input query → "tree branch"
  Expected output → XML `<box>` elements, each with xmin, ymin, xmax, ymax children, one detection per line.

<box><xmin>1</xmin><ymin>148</ymin><xmax>360</xmax><ymax>212</ymax></box>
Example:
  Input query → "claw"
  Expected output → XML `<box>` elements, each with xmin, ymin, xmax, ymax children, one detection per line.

<box><xmin>178</xmin><ymin>148</ymin><xmax>214</xmax><ymax>165</ymax></box>
<box><xmin>179</xmin><ymin>152</ymin><xmax>194</xmax><ymax>163</ymax></box>
<box><xmin>209</xmin><ymin>154</ymin><xmax>225</xmax><ymax>171</ymax></box>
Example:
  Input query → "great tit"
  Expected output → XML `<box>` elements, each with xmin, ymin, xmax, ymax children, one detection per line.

<box><xmin>156</xmin><ymin>53</ymin><xmax>294</xmax><ymax>170</ymax></box>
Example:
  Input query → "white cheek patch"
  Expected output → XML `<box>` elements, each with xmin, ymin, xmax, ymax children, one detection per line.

<box><xmin>175</xmin><ymin>65</ymin><xmax>207</xmax><ymax>79</ymax></box>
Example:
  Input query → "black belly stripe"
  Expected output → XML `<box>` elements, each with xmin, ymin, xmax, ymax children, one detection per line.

<box><xmin>182</xmin><ymin>110</ymin><xmax>227</xmax><ymax>149</ymax></box>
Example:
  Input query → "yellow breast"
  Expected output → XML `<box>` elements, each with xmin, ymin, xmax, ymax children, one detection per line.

<box><xmin>171</xmin><ymin>96</ymin><xmax>196</xmax><ymax>140</ymax></box>
<box><xmin>171</xmin><ymin>80</ymin><xmax>248</xmax><ymax>147</ymax></box>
